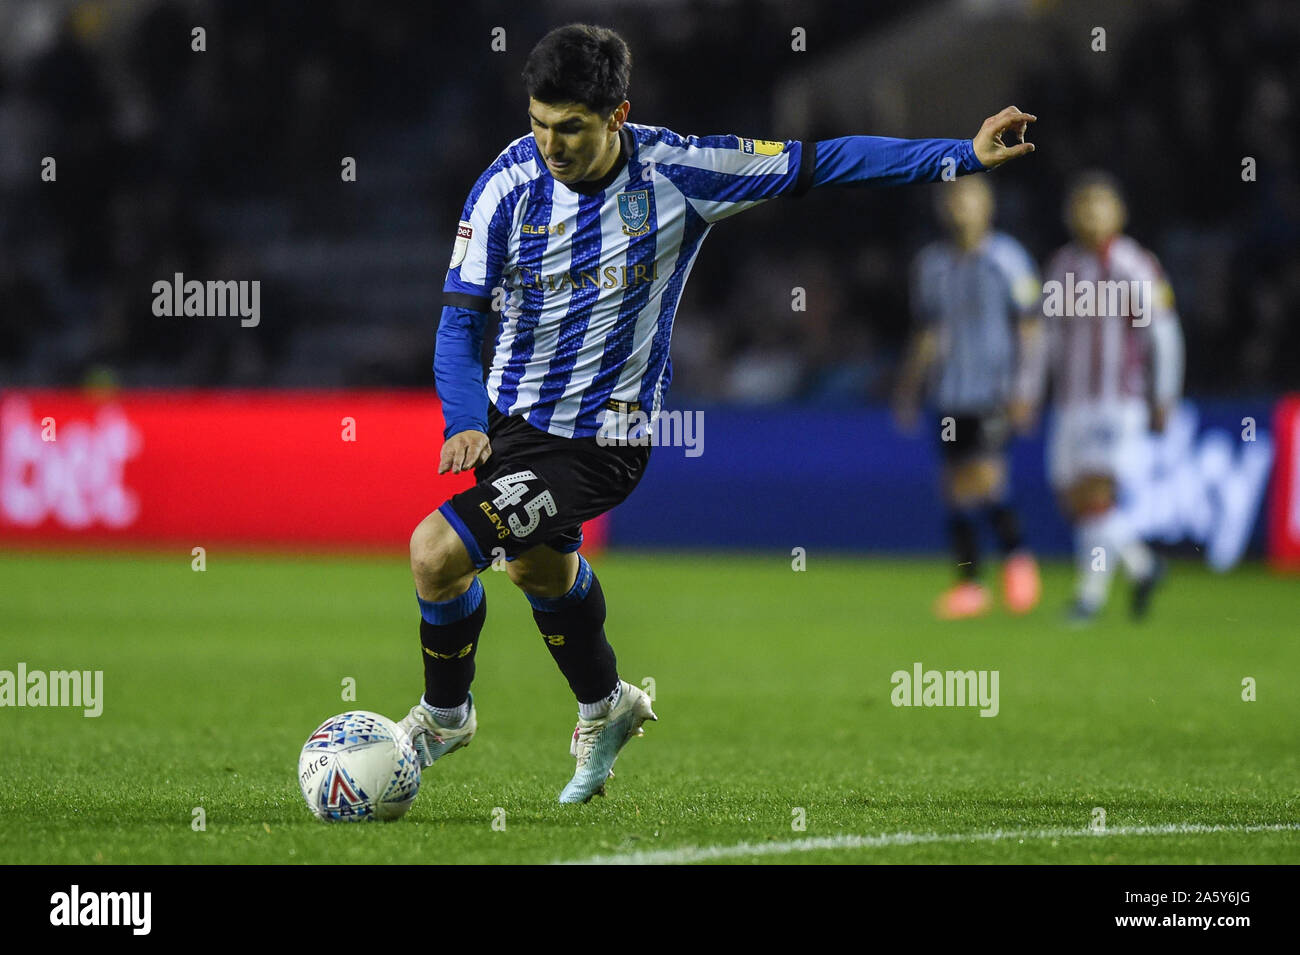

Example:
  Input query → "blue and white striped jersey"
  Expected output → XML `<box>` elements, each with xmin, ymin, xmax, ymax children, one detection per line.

<box><xmin>443</xmin><ymin>123</ymin><xmax>814</xmax><ymax>438</ymax></box>
<box><xmin>910</xmin><ymin>231</ymin><xmax>1040</xmax><ymax>414</ymax></box>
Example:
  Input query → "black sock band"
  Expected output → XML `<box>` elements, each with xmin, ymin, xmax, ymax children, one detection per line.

<box><xmin>417</xmin><ymin>580</ymin><xmax>486</xmax><ymax>707</ymax></box>
<box><xmin>529</xmin><ymin>558</ymin><xmax>619</xmax><ymax>704</ymax></box>
<box><xmin>947</xmin><ymin>510</ymin><xmax>979</xmax><ymax>580</ymax></box>
<box><xmin>989</xmin><ymin>503</ymin><xmax>1023</xmax><ymax>555</ymax></box>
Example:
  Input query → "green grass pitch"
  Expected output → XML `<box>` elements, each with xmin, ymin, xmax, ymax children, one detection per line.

<box><xmin>1</xmin><ymin>550</ymin><xmax>1297</xmax><ymax>864</ymax></box>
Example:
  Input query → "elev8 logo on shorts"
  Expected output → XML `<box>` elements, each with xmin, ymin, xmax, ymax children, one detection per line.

<box><xmin>480</xmin><ymin>470</ymin><xmax>557</xmax><ymax>539</ymax></box>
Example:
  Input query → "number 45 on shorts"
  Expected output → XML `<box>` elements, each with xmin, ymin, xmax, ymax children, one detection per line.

<box><xmin>491</xmin><ymin>470</ymin><xmax>558</xmax><ymax>539</ymax></box>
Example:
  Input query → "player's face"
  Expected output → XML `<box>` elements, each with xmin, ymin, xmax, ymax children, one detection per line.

<box><xmin>528</xmin><ymin>99</ymin><xmax>623</xmax><ymax>184</ymax></box>
<box><xmin>1068</xmin><ymin>186</ymin><xmax>1126</xmax><ymax>248</ymax></box>
<box><xmin>939</xmin><ymin>179</ymin><xmax>993</xmax><ymax>243</ymax></box>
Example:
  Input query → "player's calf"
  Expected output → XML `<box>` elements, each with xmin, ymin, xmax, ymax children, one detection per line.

<box><xmin>1062</xmin><ymin>475</ymin><xmax>1158</xmax><ymax>619</ymax></box>
<box><xmin>406</xmin><ymin>510</ymin><xmax>487</xmax><ymax>761</ymax></box>
<box><xmin>515</xmin><ymin>552</ymin><xmax>655</xmax><ymax>799</ymax></box>
<box><xmin>526</xmin><ymin>554</ymin><xmax>620</xmax><ymax>707</ymax></box>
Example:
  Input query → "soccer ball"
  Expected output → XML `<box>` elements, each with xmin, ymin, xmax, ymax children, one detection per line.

<box><xmin>298</xmin><ymin>711</ymin><xmax>421</xmax><ymax>822</ymax></box>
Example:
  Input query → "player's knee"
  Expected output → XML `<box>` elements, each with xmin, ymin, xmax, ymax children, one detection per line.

<box><xmin>1065</xmin><ymin>475</ymin><xmax>1115</xmax><ymax>518</ymax></box>
<box><xmin>503</xmin><ymin>558</ymin><xmax>532</xmax><ymax>590</ymax></box>
<box><xmin>947</xmin><ymin>459</ymin><xmax>1003</xmax><ymax>506</ymax></box>
<box><xmin>1082</xmin><ymin>475</ymin><xmax>1115</xmax><ymax>510</ymax></box>
<box><xmin>506</xmin><ymin>549</ymin><xmax>577</xmax><ymax>599</ymax></box>
<box><xmin>980</xmin><ymin>459</ymin><xmax>1007</xmax><ymax>496</ymax></box>
<box><xmin>409</xmin><ymin>512</ymin><xmax>474</xmax><ymax>596</ymax></box>
<box><xmin>505</xmin><ymin>558</ymin><xmax>556</xmax><ymax>596</ymax></box>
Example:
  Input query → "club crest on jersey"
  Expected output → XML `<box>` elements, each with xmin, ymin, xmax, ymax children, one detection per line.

<box><xmin>617</xmin><ymin>189</ymin><xmax>651</xmax><ymax>236</ymax></box>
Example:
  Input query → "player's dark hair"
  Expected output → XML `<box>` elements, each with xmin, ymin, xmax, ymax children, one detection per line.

<box><xmin>523</xmin><ymin>24</ymin><xmax>631</xmax><ymax>116</ymax></box>
<box><xmin>1066</xmin><ymin>170</ymin><xmax>1125</xmax><ymax>203</ymax></box>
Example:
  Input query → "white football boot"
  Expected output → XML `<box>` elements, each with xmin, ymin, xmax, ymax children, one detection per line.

<box><xmin>399</xmin><ymin>693</ymin><xmax>477</xmax><ymax>770</ymax></box>
<box><xmin>558</xmin><ymin>680</ymin><xmax>657</xmax><ymax>804</ymax></box>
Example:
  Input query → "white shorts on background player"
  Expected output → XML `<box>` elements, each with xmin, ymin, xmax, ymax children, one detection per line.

<box><xmin>1047</xmin><ymin>399</ymin><xmax>1148</xmax><ymax>490</ymax></box>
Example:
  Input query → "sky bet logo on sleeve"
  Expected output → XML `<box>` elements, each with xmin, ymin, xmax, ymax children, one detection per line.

<box><xmin>450</xmin><ymin>220</ymin><xmax>472</xmax><ymax>269</ymax></box>
<box><xmin>739</xmin><ymin>137</ymin><xmax>784</xmax><ymax>156</ymax></box>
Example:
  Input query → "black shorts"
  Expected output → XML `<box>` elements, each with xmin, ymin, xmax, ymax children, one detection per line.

<box><xmin>936</xmin><ymin>411</ymin><xmax>1011</xmax><ymax>465</ymax></box>
<box><xmin>439</xmin><ymin>405</ymin><xmax>651</xmax><ymax>569</ymax></box>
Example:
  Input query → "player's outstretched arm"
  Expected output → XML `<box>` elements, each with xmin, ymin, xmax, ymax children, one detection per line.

<box><xmin>803</xmin><ymin>106</ymin><xmax>1038</xmax><ymax>192</ymax></box>
<box><xmin>971</xmin><ymin>106</ymin><xmax>1037</xmax><ymax>169</ymax></box>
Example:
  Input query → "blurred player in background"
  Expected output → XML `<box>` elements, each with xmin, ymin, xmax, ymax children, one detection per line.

<box><xmin>406</xmin><ymin>23</ymin><xmax>1037</xmax><ymax>804</ymax></box>
<box><xmin>895</xmin><ymin>176</ymin><xmax>1043</xmax><ymax>619</ymax></box>
<box><xmin>1036</xmin><ymin>172</ymin><xmax>1184</xmax><ymax>623</ymax></box>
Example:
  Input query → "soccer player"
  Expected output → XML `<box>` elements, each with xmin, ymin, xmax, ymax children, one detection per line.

<box><xmin>894</xmin><ymin>175</ymin><xmax>1044</xmax><ymax>619</ymax></box>
<box><xmin>1038</xmin><ymin>172</ymin><xmax>1184</xmax><ymax>622</ymax></box>
<box><xmin>403</xmin><ymin>23</ymin><xmax>1036</xmax><ymax>803</ymax></box>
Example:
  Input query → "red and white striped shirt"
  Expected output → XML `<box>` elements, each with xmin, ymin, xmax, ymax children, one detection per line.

<box><xmin>1040</xmin><ymin>235</ymin><xmax>1183</xmax><ymax>409</ymax></box>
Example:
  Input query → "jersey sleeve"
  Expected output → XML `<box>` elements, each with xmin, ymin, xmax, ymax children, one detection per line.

<box><xmin>653</xmin><ymin>134</ymin><xmax>815</xmax><ymax>224</ymax></box>
<box><xmin>993</xmin><ymin>238</ymin><xmax>1045</xmax><ymax>406</ymax></box>
<box><xmin>812</xmin><ymin>136</ymin><xmax>986</xmax><ymax>189</ymax></box>
<box><xmin>434</xmin><ymin>305</ymin><xmax>490</xmax><ymax>439</ymax></box>
<box><xmin>992</xmin><ymin>236</ymin><xmax>1041</xmax><ymax>315</ymax></box>
<box><xmin>443</xmin><ymin>165</ymin><xmax>520</xmax><ymax>312</ymax></box>
<box><xmin>1129</xmin><ymin>250</ymin><xmax>1184</xmax><ymax>407</ymax></box>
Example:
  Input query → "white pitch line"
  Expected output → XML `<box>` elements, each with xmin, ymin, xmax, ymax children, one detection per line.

<box><xmin>557</xmin><ymin>822</ymin><xmax>1300</xmax><ymax>865</ymax></box>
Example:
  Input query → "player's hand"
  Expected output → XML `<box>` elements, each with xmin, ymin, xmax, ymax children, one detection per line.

<box><xmin>1008</xmin><ymin>398</ymin><xmax>1036</xmax><ymax>434</ymax></box>
<box><xmin>439</xmin><ymin>430</ymin><xmax>491</xmax><ymax>475</ymax></box>
<box><xmin>972</xmin><ymin>106</ymin><xmax>1037</xmax><ymax>169</ymax></box>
